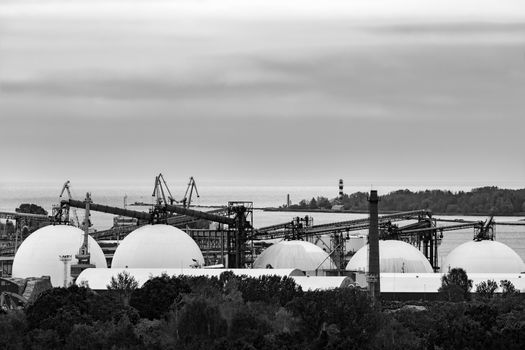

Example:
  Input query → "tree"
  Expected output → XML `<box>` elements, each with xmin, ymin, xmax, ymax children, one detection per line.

<box><xmin>15</xmin><ymin>203</ymin><xmax>47</xmax><ymax>216</ymax></box>
<box><xmin>130</xmin><ymin>274</ymin><xmax>191</xmax><ymax>319</ymax></box>
<box><xmin>177</xmin><ymin>295</ymin><xmax>227</xmax><ymax>344</ymax></box>
<box><xmin>475</xmin><ymin>279</ymin><xmax>498</xmax><ymax>299</ymax></box>
<box><xmin>107</xmin><ymin>271</ymin><xmax>139</xmax><ymax>307</ymax></box>
<box><xmin>286</xmin><ymin>288</ymin><xmax>380</xmax><ymax>347</ymax></box>
<box><xmin>0</xmin><ymin>311</ymin><xmax>27</xmax><ymax>350</ymax></box>
<box><xmin>298</xmin><ymin>199</ymin><xmax>308</xmax><ymax>208</ymax></box>
<box><xmin>316</xmin><ymin>197</ymin><xmax>332</xmax><ymax>209</ymax></box>
<box><xmin>438</xmin><ymin>268</ymin><xmax>472</xmax><ymax>301</ymax></box>
<box><xmin>236</xmin><ymin>275</ymin><xmax>302</xmax><ymax>306</ymax></box>
<box><xmin>25</xmin><ymin>284</ymin><xmax>130</xmax><ymax>344</ymax></box>
<box><xmin>500</xmin><ymin>279</ymin><xmax>519</xmax><ymax>297</ymax></box>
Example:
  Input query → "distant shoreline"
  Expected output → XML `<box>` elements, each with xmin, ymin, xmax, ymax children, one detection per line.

<box><xmin>261</xmin><ymin>207</ymin><xmax>525</xmax><ymax>217</ymax></box>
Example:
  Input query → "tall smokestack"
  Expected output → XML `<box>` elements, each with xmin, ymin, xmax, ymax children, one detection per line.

<box><xmin>368</xmin><ymin>190</ymin><xmax>380</xmax><ymax>300</ymax></box>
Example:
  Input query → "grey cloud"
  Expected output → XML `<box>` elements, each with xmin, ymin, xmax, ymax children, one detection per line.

<box><xmin>368</xmin><ymin>22</ymin><xmax>525</xmax><ymax>35</ymax></box>
<box><xmin>1</xmin><ymin>12</ymin><xmax>525</xmax><ymax>185</ymax></box>
<box><xmin>0</xmin><ymin>69</ymin><xmax>299</xmax><ymax>100</ymax></box>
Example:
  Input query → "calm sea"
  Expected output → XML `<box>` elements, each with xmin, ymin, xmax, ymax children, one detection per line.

<box><xmin>1</xmin><ymin>183</ymin><xmax>524</xmax><ymax>262</ymax></box>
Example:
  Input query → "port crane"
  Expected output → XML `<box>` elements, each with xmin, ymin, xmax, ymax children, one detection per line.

<box><xmin>181</xmin><ymin>177</ymin><xmax>199</xmax><ymax>208</ymax></box>
<box><xmin>58</xmin><ymin>180</ymin><xmax>80</xmax><ymax>227</ymax></box>
<box><xmin>151</xmin><ymin>174</ymin><xmax>199</xmax><ymax>208</ymax></box>
<box><xmin>152</xmin><ymin>173</ymin><xmax>177</xmax><ymax>206</ymax></box>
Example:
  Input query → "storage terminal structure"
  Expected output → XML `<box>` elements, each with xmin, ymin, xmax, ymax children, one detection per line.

<box><xmin>1</xmin><ymin>176</ymin><xmax>525</xmax><ymax>309</ymax></box>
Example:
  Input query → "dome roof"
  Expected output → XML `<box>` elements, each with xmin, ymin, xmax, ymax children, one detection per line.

<box><xmin>346</xmin><ymin>240</ymin><xmax>434</xmax><ymax>273</ymax></box>
<box><xmin>111</xmin><ymin>224</ymin><xmax>204</xmax><ymax>269</ymax></box>
<box><xmin>12</xmin><ymin>225</ymin><xmax>107</xmax><ymax>287</ymax></box>
<box><xmin>253</xmin><ymin>240</ymin><xmax>334</xmax><ymax>271</ymax></box>
<box><xmin>443</xmin><ymin>240</ymin><xmax>525</xmax><ymax>273</ymax></box>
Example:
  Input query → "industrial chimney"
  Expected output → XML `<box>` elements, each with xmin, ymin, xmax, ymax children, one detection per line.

<box><xmin>367</xmin><ymin>190</ymin><xmax>380</xmax><ymax>301</ymax></box>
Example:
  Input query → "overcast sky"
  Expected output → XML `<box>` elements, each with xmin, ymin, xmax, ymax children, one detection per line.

<box><xmin>1</xmin><ymin>0</ymin><xmax>524</xmax><ymax>188</ymax></box>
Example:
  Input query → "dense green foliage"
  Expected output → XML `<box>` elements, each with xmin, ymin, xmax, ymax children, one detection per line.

<box><xmin>292</xmin><ymin>187</ymin><xmax>525</xmax><ymax>215</ymax></box>
<box><xmin>1</xmin><ymin>272</ymin><xmax>524</xmax><ymax>349</ymax></box>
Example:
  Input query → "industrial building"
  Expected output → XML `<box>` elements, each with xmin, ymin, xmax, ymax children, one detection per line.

<box><xmin>443</xmin><ymin>240</ymin><xmax>525</xmax><ymax>273</ymax></box>
<box><xmin>2</xmin><ymin>179</ymin><xmax>525</xmax><ymax>308</ymax></box>
<box><xmin>346</xmin><ymin>240</ymin><xmax>435</xmax><ymax>273</ymax></box>
<box><xmin>11</xmin><ymin>225</ymin><xmax>107</xmax><ymax>287</ymax></box>
<box><xmin>111</xmin><ymin>224</ymin><xmax>205</xmax><ymax>269</ymax></box>
<box><xmin>253</xmin><ymin>240</ymin><xmax>335</xmax><ymax>273</ymax></box>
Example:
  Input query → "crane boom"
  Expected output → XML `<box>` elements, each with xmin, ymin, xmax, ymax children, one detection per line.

<box><xmin>61</xmin><ymin>199</ymin><xmax>235</xmax><ymax>225</ymax></box>
<box><xmin>61</xmin><ymin>199</ymin><xmax>152</xmax><ymax>221</ymax></box>
<box><xmin>59</xmin><ymin>181</ymin><xmax>70</xmax><ymax>198</ymax></box>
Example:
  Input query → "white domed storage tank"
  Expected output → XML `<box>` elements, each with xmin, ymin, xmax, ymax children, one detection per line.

<box><xmin>443</xmin><ymin>240</ymin><xmax>525</xmax><ymax>273</ymax></box>
<box><xmin>12</xmin><ymin>225</ymin><xmax>107</xmax><ymax>287</ymax></box>
<box><xmin>346</xmin><ymin>240</ymin><xmax>434</xmax><ymax>273</ymax></box>
<box><xmin>111</xmin><ymin>224</ymin><xmax>204</xmax><ymax>269</ymax></box>
<box><xmin>253</xmin><ymin>240</ymin><xmax>335</xmax><ymax>271</ymax></box>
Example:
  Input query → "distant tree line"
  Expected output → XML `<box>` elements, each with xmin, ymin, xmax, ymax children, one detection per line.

<box><xmin>15</xmin><ymin>204</ymin><xmax>48</xmax><ymax>216</ymax></box>
<box><xmin>291</xmin><ymin>187</ymin><xmax>525</xmax><ymax>215</ymax></box>
<box><xmin>1</xmin><ymin>270</ymin><xmax>524</xmax><ymax>349</ymax></box>
<box><xmin>0</xmin><ymin>204</ymin><xmax>49</xmax><ymax>235</ymax></box>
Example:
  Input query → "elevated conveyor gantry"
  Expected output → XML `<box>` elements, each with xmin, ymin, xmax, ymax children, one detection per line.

<box><xmin>58</xmin><ymin>198</ymin><xmax>249</xmax><ymax>267</ymax></box>
<box><xmin>253</xmin><ymin>209</ymin><xmax>432</xmax><ymax>240</ymax></box>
